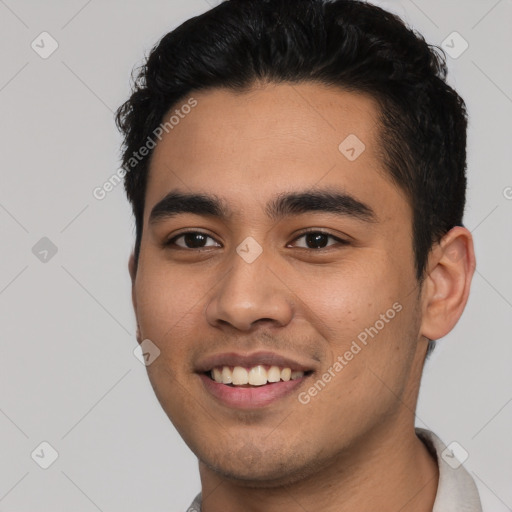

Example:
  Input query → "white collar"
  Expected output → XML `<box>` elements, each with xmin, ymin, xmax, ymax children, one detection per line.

<box><xmin>416</xmin><ymin>428</ymin><xmax>482</xmax><ymax>511</ymax></box>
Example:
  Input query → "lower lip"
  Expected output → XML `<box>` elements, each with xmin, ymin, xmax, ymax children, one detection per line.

<box><xmin>199</xmin><ymin>373</ymin><xmax>308</xmax><ymax>409</ymax></box>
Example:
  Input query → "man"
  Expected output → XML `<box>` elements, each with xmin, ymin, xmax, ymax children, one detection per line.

<box><xmin>116</xmin><ymin>0</ymin><xmax>481</xmax><ymax>510</ymax></box>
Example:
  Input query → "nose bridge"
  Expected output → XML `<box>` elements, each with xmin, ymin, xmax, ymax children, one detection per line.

<box><xmin>205</xmin><ymin>241</ymin><xmax>294</xmax><ymax>330</ymax></box>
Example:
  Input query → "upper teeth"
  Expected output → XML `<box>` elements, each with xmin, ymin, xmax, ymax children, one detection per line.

<box><xmin>211</xmin><ymin>366</ymin><xmax>304</xmax><ymax>386</ymax></box>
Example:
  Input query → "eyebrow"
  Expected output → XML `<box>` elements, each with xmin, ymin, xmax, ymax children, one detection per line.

<box><xmin>149</xmin><ymin>188</ymin><xmax>378</xmax><ymax>225</ymax></box>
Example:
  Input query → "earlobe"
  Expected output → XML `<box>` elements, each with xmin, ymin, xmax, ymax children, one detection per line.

<box><xmin>420</xmin><ymin>226</ymin><xmax>476</xmax><ymax>341</ymax></box>
<box><xmin>128</xmin><ymin>252</ymin><xmax>142</xmax><ymax>344</ymax></box>
<box><xmin>128</xmin><ymin>252</ymin><xmax>137</xmax><ymax>284</ymax></box>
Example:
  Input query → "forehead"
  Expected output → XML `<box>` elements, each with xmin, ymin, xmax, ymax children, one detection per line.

<box><xmin>146</xmin><ymin>82</ymin><xmax>409</xmax><ymax>224</ymax></box>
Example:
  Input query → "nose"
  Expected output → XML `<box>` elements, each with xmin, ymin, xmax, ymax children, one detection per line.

<box><xmin>205</xmin><ymin>249</ymin><xmax>295</xmax><ymax>332</ymax></box>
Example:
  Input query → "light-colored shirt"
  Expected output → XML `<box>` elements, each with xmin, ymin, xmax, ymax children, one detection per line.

<box><xmin>416</xmin><ymin>428</ymin><xmax>482</xmax><ymax>512</ymax></box>
<box><xmin>186</xmin><ymin>428</ymin><xmax>483</xmax><ymax>512</ymax></box>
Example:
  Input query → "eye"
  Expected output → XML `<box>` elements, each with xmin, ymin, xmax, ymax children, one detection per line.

<box><xmin>288</xmin><ymin>230</ymin><xmax>348</xmax><ymax>249</ymax></box>
<box><xmin>164</xmin><ymin>230</ymin><xmax>348</xmax><ymax>251</ymax></box>
<box><xmin>165</xmin><ymin>231</ymin><xmax>221</xmax><ymax>249</ymax></box>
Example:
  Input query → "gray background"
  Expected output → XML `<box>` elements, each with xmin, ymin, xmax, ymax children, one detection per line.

<box><xmin>0</xmin><ymin>0</ymin><xmax>511</xmax><ymax>510</ymax></box>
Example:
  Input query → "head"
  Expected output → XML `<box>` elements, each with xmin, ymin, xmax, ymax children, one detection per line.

<box><xmin>117</xmin><ymin>0</ymin><xmax>475</xmax><ymax>487</ymax></box>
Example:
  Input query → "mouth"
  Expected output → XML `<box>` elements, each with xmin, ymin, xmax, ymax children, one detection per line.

<box><xmin>196</xmin><ymin>352</ymin><xmax>316</xmax><ymax>408</ymax></box>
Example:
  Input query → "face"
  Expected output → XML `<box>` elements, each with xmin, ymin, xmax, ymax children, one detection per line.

<box><xmin>130</xmin><ymin>83</ymin><xmax>427</xmax><ymax>485</ymax></box>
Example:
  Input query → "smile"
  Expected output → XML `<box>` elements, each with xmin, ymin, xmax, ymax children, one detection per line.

<box><xmin>196</xmin><ymin>351</ymin><xmax>316</xmax><ymax>408</ymax></box>
<box><xmin>209</xmin><ymin>365</ymin><xmax>308</xmax><ymax>386</ymax></box>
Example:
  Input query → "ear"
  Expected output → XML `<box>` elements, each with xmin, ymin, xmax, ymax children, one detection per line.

<box><xmin>420</xmin><ymin>226</ymin><xmax>476</xmax><ymax>341</ymax></box>
<box><xmin>128</xmin><ymin>252</ymin><xmax>142</xmax><ymax>344</ymax></box>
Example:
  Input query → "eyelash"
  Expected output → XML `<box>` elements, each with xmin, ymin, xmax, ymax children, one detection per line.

<box><xmin>164</xmin><ymin>230</ymin><xmax>349</xmax><ymax>251</ymax></box>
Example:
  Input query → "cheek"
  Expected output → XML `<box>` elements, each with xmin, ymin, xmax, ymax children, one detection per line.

<box><xmin>303</xmin><ymin>256</ymin><xmax>418</xmax><ymax>386</ymax></box>
<box><xmin>299</xmin><ymin>254</ymin><xmax>403</xmax><ymax>337</ymax></box>
<box><xmin>134</xmin><ymin>264</ymin><xmax>205</xmax><ymax>353</ymax></box>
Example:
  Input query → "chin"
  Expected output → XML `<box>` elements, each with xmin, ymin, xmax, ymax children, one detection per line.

<box><xmin>198</xmin><ymin>446</ymin><xmax>323</xmax><ymax>488</ymax></box>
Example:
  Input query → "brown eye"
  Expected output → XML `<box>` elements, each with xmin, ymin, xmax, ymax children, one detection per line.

<box><xmin>166</xmin><ymin>232</ymin><xmax>220</xmax><ymax>249</ymax></box>
<box><xmin>290</xmin><ymin>231</ymin><xmax>348</xmax><ymax>249</ymax></box>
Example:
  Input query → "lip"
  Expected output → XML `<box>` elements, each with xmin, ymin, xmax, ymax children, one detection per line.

<box><xmin>195</xmin><ymin>351</ymin><xmax>316</xmax><ymax>373</ymax></box>
<box><xmin>199</xmin><ymin>373</ymin><xmax>311</xmax><ymax>409</ymax></box>
<box><xmin>195</xmin><ymin>351</ymin><xmax>316</xmax><ymax>409</ymax></box>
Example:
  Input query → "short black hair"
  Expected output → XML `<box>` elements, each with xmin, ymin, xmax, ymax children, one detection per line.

<box><xmin>116</xmin><ymin>0</ymin><xmax>468</xmax><ymax>350</ymax></box>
